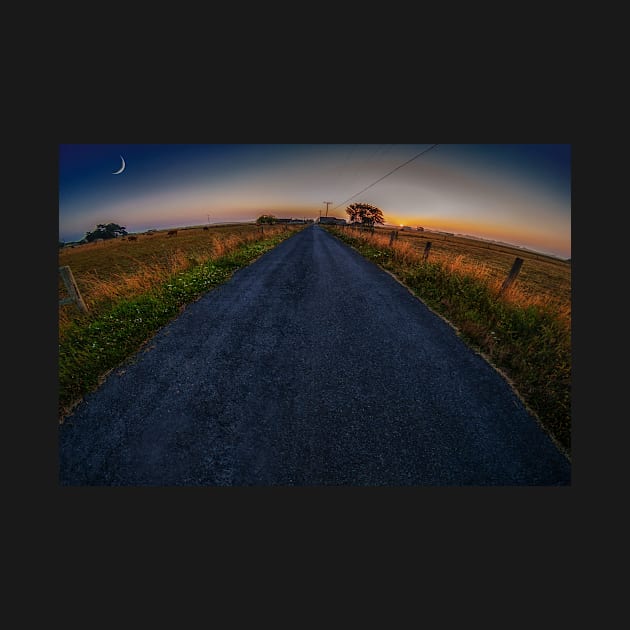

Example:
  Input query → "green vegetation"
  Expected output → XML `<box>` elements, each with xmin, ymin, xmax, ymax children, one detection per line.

<box><xmin>60</xmin><ymin>221</ymin><xmax>571</xmax><ymax>459</ymax></box>
<box><xmin>59</xmin><ymin>226</ymin><xmax>300</xmax><ymax>420</ymax></box>
<box><xmin>256</xmin><ymin>214</ymin><xmax>277</xmax><ymax>224</ymax></box>
<box><xmin>326</xmin><ymin>226</ymin><xmax>571</xmax><ymax>458</ymax></box>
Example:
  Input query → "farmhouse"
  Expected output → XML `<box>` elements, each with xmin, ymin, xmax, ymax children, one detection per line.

<box><xmin>265</xmin><ymin>217</ymin><xmax>308</xmax><ymax>224</ymax></box>
<box><xmin>318</xmin><ymin>216</ymin><xmax>347</xmax><ymax>225</ymax></box>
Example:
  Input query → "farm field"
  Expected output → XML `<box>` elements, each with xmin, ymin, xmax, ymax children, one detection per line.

<box><xmin>347</xmin><ymin>225</ymin><xmax>570</xmax><ymax>315</ymax></box>
<box><xmin>58</xmin><ymin>223</ymin><xmax>303</xmax><ymax>418</ymax></box>
<box><xmin>59</xmin><ymin>223</ymin><xmax>295</xmax><ymax>332</ymax></box>
<box><xmin>59</xmin><ymin>225</ymin><xmax>570</xmax><ymax>486</ymax></box>
<box><xmin>59</xmin><ymin>220</ymin><xmax>572</xmax><ymax>458</ymax></box>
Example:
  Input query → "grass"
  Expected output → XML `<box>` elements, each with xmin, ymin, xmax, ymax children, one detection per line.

<box><xmin>326</xmin><ymin>225</ymin><xmax>571</xmax><ymax>458</ymax></box>
<box><xmin>59</xmin><ymin>221</ymin><xmax>572</xmax><ymax>458</ymax></box>
<box><xmin>59</xmin><ymin>224</ymin><xmax>302</xmax><ymax>421</ymax></box>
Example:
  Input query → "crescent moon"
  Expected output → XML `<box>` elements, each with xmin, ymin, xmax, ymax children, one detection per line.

<box><xmin>112</xmin><ymin>155</ymin><xmax>126</xmax><ymax>175</ymax></box>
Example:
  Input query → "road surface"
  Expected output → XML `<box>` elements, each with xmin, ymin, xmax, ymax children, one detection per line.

<box><xmin>59</xmin><ymin>225</ymin><xmax>571</xmax><ymax>485</ymax></box>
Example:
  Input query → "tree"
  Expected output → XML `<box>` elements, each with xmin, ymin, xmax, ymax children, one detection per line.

<box><xmin>345</xmin><ymin>202</ymin><xmax>384</xmax><ymax>227</ymax></box>
<box><xmin>256</xmin><ymin>214</ymin><xmax>277</xmax><ymax>224</ymax></box>
<box><xmin>85</xmin><ymin>223</ymin><xmax>128</xmax><ymax>242</ymax></box>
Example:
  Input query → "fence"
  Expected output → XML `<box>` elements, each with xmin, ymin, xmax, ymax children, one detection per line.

<box><xmin>497</xmin><ymin>257</ymin><xmax>524</xmax><ymax>296</ymax></box>
<box><xmin>342</xmin><ymin>226</ymin><xmax>525</xmax><ymax>298</ymax></box>
<box><xmin>59</xmin><ymin>266</ymin><xmax>88</xmax><ymax>313</ymax></box>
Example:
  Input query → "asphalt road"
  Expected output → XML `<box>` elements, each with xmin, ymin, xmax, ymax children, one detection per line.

<box><xmin>59</xmin><ymin>225</ymin><xmax>571</xmax><ymax>486</ymax></box>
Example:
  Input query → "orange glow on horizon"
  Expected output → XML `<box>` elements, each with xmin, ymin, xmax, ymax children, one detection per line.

<box><xmin>386</xmin><ymin>214</ymin><xmax>570</xmax><ymax>257</ymax></box>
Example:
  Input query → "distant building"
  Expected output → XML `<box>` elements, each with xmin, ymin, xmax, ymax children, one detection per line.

<box><xmin>318</xmin><ymin>216</ymin><xmax>347</xmax><ymax>225</ymax></box>
<box><xmin>271</xmin><ymin>217</ymin><xmax>308</xmax><ymax>224</ymax></box>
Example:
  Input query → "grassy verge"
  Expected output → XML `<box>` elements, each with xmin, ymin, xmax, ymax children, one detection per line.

<box><xmin>59</xmin><ymin>231</ymin><xmax>296</xmax><ymax>421</ymax></box>
<box><xmin>326</xmin><ymin>227</ymin><xmax>571</xmax><ymax>458</ymax></box>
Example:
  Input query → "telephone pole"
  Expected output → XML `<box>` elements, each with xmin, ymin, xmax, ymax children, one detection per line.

<box><xmin>323</xmin><ymin>201</ymin><xmax>332</xmax><ymax>217</ymax></box>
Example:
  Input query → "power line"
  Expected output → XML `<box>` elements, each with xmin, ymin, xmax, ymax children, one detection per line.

<box><xmin>331</xmin><ymin>144</ymin><xmax>439</xmax><ymax>211</ymax></box>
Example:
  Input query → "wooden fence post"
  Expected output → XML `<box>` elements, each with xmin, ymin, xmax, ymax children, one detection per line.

<box><xmin>498</xmin><ymin>257</ymin><xmax>524</xmax><ymax>296</ymax></box>
<box><xmin>389</xmin><ymin>231</ymin><xmax>398</xmax><ymax>246</ymax></box>
<box><xmin>59</xmin><ymin>266</ymin><xmax>88</xmax><ymax>313</ymax></box>
<box><xmin>422</xmin><ymin>241</ymin><xmax>432</xmax><ymax>261</ymax></box>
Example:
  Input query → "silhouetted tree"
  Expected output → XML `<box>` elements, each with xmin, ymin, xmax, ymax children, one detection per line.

<box><xmin>345</xmin><ymin>202</ymin><xmax>384</xmax><ymax>227</ymax></box>
<box><xmin>85</xmin><ymin>223</ymin><xmax>128</xmax><ymax>242</ymax></box>
<box><xmin>256</xmin><ymin>214</ymin><xmax>277</xmax><ymax>224</ymax></box>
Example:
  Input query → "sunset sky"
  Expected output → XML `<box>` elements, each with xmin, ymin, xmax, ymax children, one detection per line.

<box><xmin>58</xmin><ymin>144</ymin><xmax>571</xmax><ymax>258</ymax></box>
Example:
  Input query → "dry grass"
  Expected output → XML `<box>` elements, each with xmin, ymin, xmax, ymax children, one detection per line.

<box><xmin>59</xmin><ymin>225</ymin><xmax>301</xmax><ymax>420</ymax></box>
<box><xmin>343</xmin><ymin>226</ymin><xmax>571</xmax><ymax>329</ymax></box>
<box><xmin>329</xmin><ymin>225</ymin><xmax>572</xmax><ymax>455</ymax></box>
<box><xmin>59</xmin><ymin>224</ymin><xmax>293</xmax><ymax>336</ymax></box>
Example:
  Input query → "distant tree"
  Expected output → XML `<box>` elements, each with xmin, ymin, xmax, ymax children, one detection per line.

<box><xmin>256</xmin><ymin>214</ymin><xmax>277</xmax><ymax>224</ymax></box>
<box><xmin>58</xmin><ymin>241</ymin><xmax>65</xmax><ymax>249</ymax></box>
<box><xmin>85</xmin><ymin>223</ymin><xmax>128</xmax><ymax>242</ymax></box>
<box><xmin>345</xmin><ymin>202</ymin><xmax>384</xmax><ymax>227</ymax></box>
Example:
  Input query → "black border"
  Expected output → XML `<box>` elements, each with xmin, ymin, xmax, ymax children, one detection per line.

<box><xmin>36</xmin><ymin>92</ymin><xmax>599</xmax><ymax>595</ymax></box>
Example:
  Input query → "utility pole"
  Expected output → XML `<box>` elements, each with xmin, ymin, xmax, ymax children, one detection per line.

<box><xmin>323</xmin><ymin>201</ymin><xmax>332</xmax><ymax>217</ymax></box>
<box><xmin>207</xmin><ymin>214</ymin><xmax>211</xmax><ymax>225</ymax></box>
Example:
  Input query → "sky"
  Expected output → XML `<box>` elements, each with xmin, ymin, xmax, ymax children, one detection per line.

<box><xmin>59</xmin><ymin>144</ymin><xmax>571</xmax><ymax>258</ymax></box>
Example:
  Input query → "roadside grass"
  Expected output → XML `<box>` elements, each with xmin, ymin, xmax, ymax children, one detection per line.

<box><xmin>59</xmin><ymin>224</ymin><xmax>287</xmax><ymax>332</ymax></box>
<box><xmin>357</xmin><ymin>225</ymin><xmax>571</xmax><ymax>307</ymax></box>
<box><xmin>327</xmin><ymin>226</ymin><xmax>571</xmax><ymax>458</ymax></box>
<box><xmin>59</xmin><ymin>225</ymin><xmax>301</xmax><ymax>421</ymax></box>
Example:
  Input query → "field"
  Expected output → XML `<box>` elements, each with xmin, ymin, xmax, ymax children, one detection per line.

<box><xmin>58</xmin><ymin>223</ymin><xmax>302</xmax><ymax>419</ymax></box>
<box><xmin>59</xmin><ymin>221</ymin><xmax>572</xmax><ymax>458</ymax></box>
<box><xmin>327</xmin><ymin>225</ymin><xmax>572</xmax><ymax>457</ymax></box>
<box><xmin>355</xmin><ymin>225</ymin><xmax>570</xmax><ymax>312</ymax></box>
<box><xmin>59</xmin><ymin>224</ymin><xmax>282</xmax><ymax>328</ymax></box>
